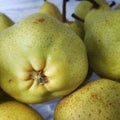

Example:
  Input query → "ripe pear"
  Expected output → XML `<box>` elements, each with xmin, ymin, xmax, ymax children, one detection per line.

<box><xmin>73</xmin><ymin>0</ymin><xmax>110</xmax><ymax>40</ymax></box>
<box><xmin>64</xmin><ymin>21</ymin><xmax>84</xmax><ymax>39</ymax></box>
<box><xmin>74</xmin><ymin>1</ymin><xmax>93</xmax><ymax>22</ymax></box>
<box><xmin>54</xmin><ymin>79</ymin><xmax>120</xmax><ymax>120</ymax></box>
<box><xmin>84</xmin><ymin>9</ymin><xmax>120</xmax><ymax>80</ymax></box>
<box><xmin>0</xmin><ymin>12</ymin><xmax>14</xmax><ymax>32</ymax></box>
<box><xmin>39</xmin><ymin>0</ymin><xmax>62</xmax><ymax>21</ymax></box>
<box><xmin>0</xmin><ymin>100</ymin><xmax>44</xmax><ymax>120</ymax></box>
<box><xmin>0</xmin><ymin>13</ymin><xmax>88</xmax><ymax>103</ymax></box>
<box><xmin>74</xmin><ymin>0</ymin><xmax>109</xmax><ymax>21</ymax></box>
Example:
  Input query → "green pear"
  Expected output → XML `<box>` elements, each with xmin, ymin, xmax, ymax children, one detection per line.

<box><xmin>0</xmin><ymin>13</ymin><xmax>14</xmax><ymax>87</ymax></box>
<box><xmin>73</xmin><ymin>0</ymin><xmax>93</xmax><ymax>39</ymax></box>
<box><xmin>61</xmin><ymin>0</ymin><xmax>84</xmax><ymax>39</ymax></box>
<box><xmin>74</xmin><ymin>1</ymin><xmax>93</xmax><ymax>22</ymax></box>
<box><xmin>74</xmin><ymin>0</ymin><xmax>110</xmax><ymax>21</ymax></box>
<box><xmin>64</xmin><ymin>21</ymin><xmax>84</xmax><ymax>39</ymax></box>
<box><xmin>39</xmin><ymin>0</ymin><xmax>62</xmax><ymax>21</ymax></box>
<box><xmin>0</xmin><ymin>100</ymin><xmax>44</xmax><ymax>120</ymax></box>
<box><xmin>84</xmin><ymin>9</ymin><xmax>120</xmax><ymax>80</ymax></box>
<box><xmin>0</xmin><ymin>13</ymin><xmax>88</xmax><ymax>103</ymax></box>
<box><xmin>0</xmin><ymin>13</ymin><xmax>14</xmax><ymax>32</ymax></box>
<box><xmin>54</xmin><ymin>79</ymin><xmax>120</xmax><ymax>120</ymax></box>
<box><xmin>73</xmin><ymin>0</ymin><xmax>110</xmax><ymax>40</ymax></box>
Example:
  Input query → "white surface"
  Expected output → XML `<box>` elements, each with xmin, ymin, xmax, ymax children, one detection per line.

<box><xmin>0</xmin><ymin>0</ymin><xmax>79</xmax><ymax>22</ymax></box>
<box><xmin>0</xmin><ymin>0</ymin><xmax>119</xmax><ymax>120</ymax></box>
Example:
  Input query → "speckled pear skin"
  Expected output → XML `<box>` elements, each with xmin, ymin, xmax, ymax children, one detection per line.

<box><xmin>0</xmin><ymin>100</ymin><xmax>44</xmax><ymax>120</ymax></box>
<box><xmin>84</xmin><ymin>10</ymin><xmax>120</xmax><ymax>80</ymax></box>
<box><xmin>74</xmin><ymin>0</ymin><xmax>110</xmax><ymax>40</ymax></box>
<box><xmin>0</xmin><ymin>13</ymin><xmax>88</xmax><ymax>103</ymax></box>
<box><xmin>54</xmin><ymin>79</ymin><xmax>120</xmax><ymax>120</ymax></box>
<box><xmin>64</xmin><ymin>21</ymin><xmax>84</xmax><ymax>39</ymax></box>
<box><xmin>75</xmin><ymin>1</ymin><xmax>93</xmax><ymax>21</ymax></box>
<box><xmin>39</xmin><ymin>1</ymin><xmax>62</xmax><ymax>21</ymax></box>
<box><xmin>0</xmin><ymin>13</ymin><xmax>14</xmax><ymax>32</ymax></box>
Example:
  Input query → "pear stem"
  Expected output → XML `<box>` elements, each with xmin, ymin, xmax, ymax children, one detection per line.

<box><xmin>44</xmin><ymin>0</ymin><xmax>47</xmax><ymax>2</ymax></box>
<box><xmin>109</xmin><ymin>1</ymin><xmax>116</xmax><ymax>7</ymax></box>
<box><xmin>71</xmin><ymin>13</ymin><xmax>84</xmax><ymax>23</ymax></box>
<box><xmin>62</xmin><ymin>0</ymin><xmax>68</xmax><ymax>22</ymax></box>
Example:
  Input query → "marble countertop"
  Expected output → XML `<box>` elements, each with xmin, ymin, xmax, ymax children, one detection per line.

<box><xmin>0</xmin><ymin>0</ymin><xmax>119</xmax><ymax>120</ymax></box>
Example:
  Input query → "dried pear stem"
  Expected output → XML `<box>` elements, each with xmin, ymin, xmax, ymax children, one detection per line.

<box><xmin>109</xmin><ymin>1</ymin><xmax>116</xmax><ymax>7</ymax></box>
<box><xmin>71</xmin><ymin>13</ymin><xmax>84</xmax><ymax>22</ymax></box>
<box><xmin>62</xmin><ymin>0</ymin><xmax>68</xmax><ymax>22</ymax></box>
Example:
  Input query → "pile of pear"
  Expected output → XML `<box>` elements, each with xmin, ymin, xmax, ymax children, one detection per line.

<box><xmin>0</xmin><ymin>0</ymin><xmax>120</xmax><ymax>120</ymax></box>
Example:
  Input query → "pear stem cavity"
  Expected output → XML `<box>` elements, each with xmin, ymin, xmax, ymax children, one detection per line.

<box><xmin>30</xmin><ymin>70</ymin><xmax>48</xmax><ymax>85</ymax></box>
<box><xmin>71</xmin><ymin>13</ymin><xmax>84</xmax><ymax>23</ymax></box>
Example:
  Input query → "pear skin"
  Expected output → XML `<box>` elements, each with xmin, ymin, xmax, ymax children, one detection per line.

<box><xmin>64</xmin><ymin>21</ymin><xmax>84</xmax><ymax>39</ymax></box>
<box><xmin>54</xmin><ymin>79</ymin><xmax>120</xmax><ymax>120</ymax></box>
<box><xmin>0</xmin><ymin>100</ymin><xmax>44</xmax><ymax>120</ymax></box>
<box><xmin>84</xmin><ymin>10</ymin><xmax>120</xmax><ymax>80</ymax></box>
<box><xmin>0</xmin><ymin>13</ymin><xmax>88</xmax><ymax>103</ymax></box>
<box><xmin>39</xmin><ymin>1</ymin><xmax>62</xmax><ymax>21</ymax></box>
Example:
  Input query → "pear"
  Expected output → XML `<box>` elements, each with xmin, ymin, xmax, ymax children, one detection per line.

<box><xmin>54</xmin><ymin>79</ymin><xmax>120</xmax><ymax>120</ymax></box>
<box><xmin>72</xmin><ymin>0</ymin><xmax>110</xmax><ymax>40</ymax></box>
<box><xmin>39</xmin><ymin>0</ymin><xmax>62</xmax><ymax>21</ymax></box>
<box><xmin>64</xmin><ymin>21</ymin><xmax>84</xmax><ymax>39</ymax></box>
<box><xmin>0</xmin><ymin>12</ymin><xmax>14</xmax><ymax>32</ymax></box>
<box><xmin>61</xmin><ymin>0</ymin><xmax>84</xmax><ymax>39</ymax></box>
<box><xmin>74</xmin><ymin>0</ymin><xmax>93</xmax><ymax>22</ymax></box>
<box><xmin>84</xmin><ymin>9</ymin><xmax>120</xmax><ymax>80</ymax></box>
<box><xmin>0</xmin><ymin>13</ymin><xmax>88</xmax><ymax>103</ymax></box>
<box><xmin>0</xmin><ymin>100</ymin><xmax>44</xmax><ymax>120</ymax></box>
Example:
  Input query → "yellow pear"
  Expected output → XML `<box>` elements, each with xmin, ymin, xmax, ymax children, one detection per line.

<box><xmin>54</xmin><ymin>79</ymin><xmax>120</xmax><ymax>120</ymax></box>
<box><xmin>84</xmin><ymin>9</ymin><xmax>120</xmax><ymax>80</ymax></box>
<box><xmin>73</xmin><ymin>0</ymin><xmax>110</xmax><ymax>39</ymax></box>
<box><xmin>0</xmin><ymin>12</ymin><xmax>14</xmax><ymax>32</ymax></box>
<box><xmin>0</xmin><ymin>100</ymin><xmax>44</xmax><ymax>120</ymax></box>
<box><xmin>39</xmin><ymin>0</ymin><xmax>62</xmax><ymax>21</ymax></box>
<box><xmin>64</xmin><ymin>20</ymin><xmax>84</xmax><ymax>39</ymax></box>
<box><xmin>0</xmin><ymin>13</ymin><xmax>88</xmax><ymax>103</ymax></box>
<box><xmin>62</xmin><ymin>0</ymin><xmax>84</xmax><ymax>39</ymax></box>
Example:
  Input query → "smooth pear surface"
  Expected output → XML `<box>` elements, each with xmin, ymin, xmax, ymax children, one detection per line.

<box><xmin>54</xmin><ymin>79</ymin><xmax>120</xmax><ymax>120</ymax></box>
<box><xmin>0</xmin><ymin>100</ymin><xmax>44</xmax><ymax>120</ymax></box>
<box><xmin>0</xmin><ymin>13</ymin><xmax>88</xmax><ymax>103</ymax></box>
<box><xmin>84</xmin><ymin>10</ymin><xmax>120</xmax><ymax>80</ymax></box>
<box><xmin>75</xmin><ymin>1</ymin><xmax>93</xmax><ymax>21</ymax></box>
<box><xmin>39</xmin><ymin>1</ymin><xmax>62</xmax><ymax>21</ymax></box>
<box><xmin>64</xmin><ymin>21</ymin><xmax>84</xmax><ymax>39</ymax></box>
